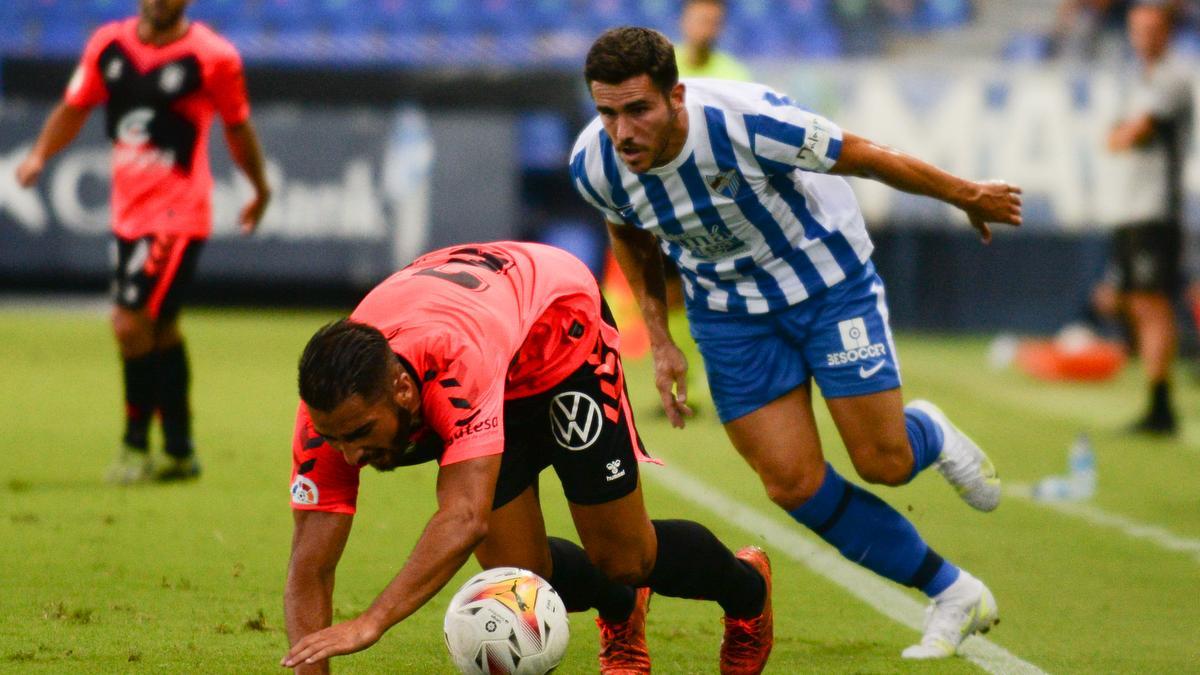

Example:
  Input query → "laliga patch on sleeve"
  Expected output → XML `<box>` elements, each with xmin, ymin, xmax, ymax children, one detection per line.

<box><xmin>797</xmin><ymin>119</ymin><xmax>829</xmax><ymax>169</ymax></box>
<box><xmin>290</xmin><ymin>475</ymin><xmax>319</xmax><ymax>505</ymax></box>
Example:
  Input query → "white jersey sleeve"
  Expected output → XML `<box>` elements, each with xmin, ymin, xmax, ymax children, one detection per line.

<box><xmin>1141</xmin><ymin>63</ymin><xmax>1192</xmax><ymax>121</ymax></box>
<box><xmin>748</xmin><ymin>90</ymin><xmax>844</xmax><ymax>174</ymax></box>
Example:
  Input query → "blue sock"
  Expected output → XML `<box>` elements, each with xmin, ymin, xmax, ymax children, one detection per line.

<box><xmin>789</xmin><ymin>463</ymin><xmax>960</xmax><ymax>597</ymax></box>
<box><xmin>904</xmin><ymin>406</ymin><xmax>944</xmax><ymax>483</ymax></box>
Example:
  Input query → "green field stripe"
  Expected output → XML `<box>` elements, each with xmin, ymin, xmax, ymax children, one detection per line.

<box><xmin>644</xmin><ymin>463</ymin><xmax>1050</xmax><ymax>675</ymax></box>
<box><xmin>1006</xmin><ymin>484</ymin><xmax>1200</xmax><ymax>565</ymax></box>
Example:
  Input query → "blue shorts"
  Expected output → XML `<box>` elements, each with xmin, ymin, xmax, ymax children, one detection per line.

<box><xmin>688</xmin><ymin>262</ymin><xmax>902</xmax><ymax>423</ymax></box>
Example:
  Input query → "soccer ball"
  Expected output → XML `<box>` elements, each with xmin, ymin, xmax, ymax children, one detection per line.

<box><xmin>443</xmin><ymin>567</ymin><xmax>569</xmax><ymax>675</ymax></box>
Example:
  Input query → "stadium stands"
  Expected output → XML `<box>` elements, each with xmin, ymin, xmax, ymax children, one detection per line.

<box><xmin>0</xmin><ymin>0</ymin><xmax>975</xmax><ymax>64</ymax></box>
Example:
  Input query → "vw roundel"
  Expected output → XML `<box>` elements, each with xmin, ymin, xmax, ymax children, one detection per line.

<box><xmin>548</xmin><ymin>391</ymin><xmax>603</xmax><ymax>451</ymax></box>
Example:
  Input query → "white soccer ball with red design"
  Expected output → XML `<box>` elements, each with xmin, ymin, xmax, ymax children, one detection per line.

<box><xmin>443</xmin><ymin>567</ymin><xmax>569</xmax><ymax>675</ymax></box>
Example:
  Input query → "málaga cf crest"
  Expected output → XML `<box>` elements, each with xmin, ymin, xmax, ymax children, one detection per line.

<box><xmin>706</xmin><ymin>169</ymin><xmax>741</xmax><ymax>199</ymax></box>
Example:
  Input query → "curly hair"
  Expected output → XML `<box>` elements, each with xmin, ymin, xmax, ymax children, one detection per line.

<box><xmin>585</xmin><ymin>26</ymin><xmax>679</xmax><ymax>94</ymax></box>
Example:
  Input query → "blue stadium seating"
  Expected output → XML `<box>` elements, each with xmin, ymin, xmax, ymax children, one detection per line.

<box><xmin>0</xmin><ymin>0</ymin><xmax>997</xmax><ymax>66</ymax></box>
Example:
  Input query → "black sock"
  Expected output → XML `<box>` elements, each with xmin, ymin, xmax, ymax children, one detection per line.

<box><xmin>122</xmin><ymin>352</ymin><xmax>156</xmax><ymax>451</ymax></box>
<box><xmin>646</xmin><ymin>520</ymin><xmax>765</xmax><ymax>619</ymax></box>
<box><xmin>157</xmin><ymin>342</ymin><xmax>193</xmax><ymax>458</ymax></box>
<box><xmin>547</xmin><ymin>537</ymin><xmax>636</xmax><ymax>622</ymax></box>
<box><xmin>1150</xmin><ymin>380</ymin><xmax>1172</xmax><ymax>419</ymax></box>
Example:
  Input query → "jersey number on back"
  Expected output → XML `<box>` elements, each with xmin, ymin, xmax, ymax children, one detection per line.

<box><xmin>414</xmin><ymin>247</ymin><xmax>514</xmax><ymax>291</ymax></box>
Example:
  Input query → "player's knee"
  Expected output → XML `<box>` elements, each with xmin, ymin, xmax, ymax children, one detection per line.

<box><xmin>111</xmin><ymin>310</ymin><xmax>149</xmax><ymax>351</ymax></box>
<box><xmin>850</xmin><ymin>443</ymin><xmax>912</xmax><ymax>486</ymax></box>
<box><xmin>762</xmin><ymin>468</ymin><xmax>825</xmax><ymax>511</ymax></box>
<box><xmin>589</xmin><ymin>546</ymin><xmax>654</xmax><ymax>586</ymax></box>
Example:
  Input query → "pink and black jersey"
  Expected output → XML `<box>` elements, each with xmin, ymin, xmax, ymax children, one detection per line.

<box><xmin>290</xmin><ymin>242</ymin><xmax>608</xmax><ymax>514</ymax></box>
<box><xmin>65</xmin><ymin>18</ymin><xmax>250</xmax><ymax>240</ymax></box>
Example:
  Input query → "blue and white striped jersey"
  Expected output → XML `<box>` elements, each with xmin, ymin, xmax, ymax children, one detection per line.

<box><xmin>570</xmin><ymin>78</ymin><xmax>873</xmax><ymax>314</ymax></box>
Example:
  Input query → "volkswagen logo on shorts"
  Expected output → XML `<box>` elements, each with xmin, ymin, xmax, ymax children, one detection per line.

<box><xmin>549</xmin><ymin>391</ymin><xmax>602</xmax><ymax>451</ymax></box>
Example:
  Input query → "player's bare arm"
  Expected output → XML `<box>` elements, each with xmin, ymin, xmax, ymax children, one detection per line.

<box><xmin>830</xmin><ymin>132</ymin><xmax>1023</xmax><ymax>244</ymax></box>
<box><xmin>282</xmin><ymin>453</ymin><xmax>502</xmax><ymax>668</ymax></box>
<box><xmin>607</xmin><ymin>221</ymin><xmax>693</xmax><ymax>428</ymax></box>
<box><xmin>223</xmin><ymin>120</ymin><xmax>271</xmax><ymax>235</ymax></box>
<box><xmin>284</xmin><ymin>509</ymin><xmax>353</xmax><ymax>675</ymax></box>
<box><xmin>1107</xmin><ymin>113</ymin><xmax>1156</xmax><ymax>152</ymax></box>
<box><xmin>15</xmin><ymin>102</ymin><xmax>91</xmax><ymax>187</ymax></box>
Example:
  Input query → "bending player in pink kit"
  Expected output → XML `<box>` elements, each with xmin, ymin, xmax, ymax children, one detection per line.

<box><xmin>283</xmin><ymin>242</ymin><xmax>773</xmax><ymax>675</ymax></box>
<box><xmin>15</xmin><ymin>0</ymin><xmax>270</xmax><ymax>482</ymax></box>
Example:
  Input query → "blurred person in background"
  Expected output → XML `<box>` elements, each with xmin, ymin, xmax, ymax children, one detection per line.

<box><xmin>1050</xmin><ymin>0</ymin><xmax>1133</xmax><ymax>61</ymax></box>
<box><xmin>676</xmin><ymin>0</ymin><xmax>752</xmax><ymax>82</ymax></box>
<box><xmin>14</xmin><ymin>0</ymin><xmax>271</xmax><ymax>482</ymax></box>
<box><xmin>573</xmin><ymin>27</ymin><xmax>1021</xmax><ymax>660</ymax></box>
<box><xmin>1093</xmin><ymin>0</ymin><xmax>1193</xmax><ymax>435</ymax></box>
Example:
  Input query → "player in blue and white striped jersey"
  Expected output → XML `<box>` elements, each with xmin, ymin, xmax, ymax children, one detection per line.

<box><xmin>572</xmin><ymin>27</ymin><xmax>1022</xmax><ymax>662</ymax></box>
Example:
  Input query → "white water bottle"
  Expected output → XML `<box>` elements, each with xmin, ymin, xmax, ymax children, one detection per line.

<box><xmin>1067</xmin><ymin>433</ymin><xmax>1096</xmax><ymax>498</ymax></box>
<box><xmin>1032</xmin><ymin>433</ymin><xmax>1096</xmax><ymax>501</ymax></box>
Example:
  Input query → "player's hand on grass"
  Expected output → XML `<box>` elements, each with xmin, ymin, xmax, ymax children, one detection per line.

<box><xmin>652</xmin><ymin>341</ymin><xmax>693</xmax><ymax>429</ymax></box>
<box><xmin>281</xmin><ymin>616</ymin><xmax>382</xmax><ymax>668</ymax></box>
<box><xmin>239</xmin><ymin>187</ymin><xmax>271</xmax><ymax>235</ymax></box>
<box><xmin>15</xmin><ymin>154</ymin><xmax>44</xmax><ymax>188</ymax></box>
<box><xmin>962</xmin><ymin>180</ymin><xmax>1022</xmax><ymax>244</ymax></box>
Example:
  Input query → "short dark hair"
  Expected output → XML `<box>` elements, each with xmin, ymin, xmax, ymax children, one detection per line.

<box><xmin>585</xmin><ymin>26</ymin><xmax>678</xmax><ymax>94</ymax></box>
<box><xmin>298</xmin><ymin>319</ymin><xmax>394</xmax><ymax>412</ymax></box>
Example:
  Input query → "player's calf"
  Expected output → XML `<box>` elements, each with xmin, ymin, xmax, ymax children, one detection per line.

<box><xmin>847</xmin><ymin>441</ymin><xmax>914</xmax><ymax>486</ymax></box>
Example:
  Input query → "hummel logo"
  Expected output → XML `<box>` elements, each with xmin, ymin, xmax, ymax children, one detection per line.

<box><xmin>859</xmin><ymin>361</ymin><xmax>885</xmax><ymax>379</ymax></box>
<box><xmin>605</xmin><ymin>459</ymin><xmax>626</xmax><ymax>482</ymax></box>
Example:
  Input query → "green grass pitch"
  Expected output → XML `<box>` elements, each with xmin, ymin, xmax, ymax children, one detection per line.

<box><xmin>1</xmin><ymin>305</ymin><xmax>1198</xmax><ymax>673</ymax></box>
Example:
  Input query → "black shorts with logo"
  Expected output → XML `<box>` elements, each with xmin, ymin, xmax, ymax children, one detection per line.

<box><xmin>111</xmin><ymin>234</ymin><xmax>206</xmax><ymax>322</ymax></box>
<box><xmin>491</xmin><ymin>311</ymin><xmax>649</xmax><ymax>509</ymax></box>
<box><xmin>1106</xmin><ymin>221</ymin><xmax>1183</xmax><ymax>295</ymax></box>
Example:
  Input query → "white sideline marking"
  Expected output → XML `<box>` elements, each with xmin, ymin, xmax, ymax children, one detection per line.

<box><xmin>1007</xmin><ymin>484</ymin><xmax>1200</xmax><ymax>565</ymax></box>
<box><xmin>647</xmin><ymin>464</ymin><xmax>1049</xmax><ymax>675</ymax></box>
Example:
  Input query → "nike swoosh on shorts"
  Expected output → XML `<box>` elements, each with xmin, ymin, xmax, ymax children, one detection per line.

<box><xmin>859</xmin><ymin>361</ymin><xmax>885</xmax><ymax>378</ymax></box>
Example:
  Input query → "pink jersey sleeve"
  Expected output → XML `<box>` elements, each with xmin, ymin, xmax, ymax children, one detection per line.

<box><xmin>64</xmin><ymin>27</ymin><xmax>115</xmax><ymax>108</ymax></box>
<box><xmin>290</xmin><ymin>403</ymin><xmax>361</xmax><ymax>514</ymax></box>
<box><xmin>206</xmin><ymin>42</ymin><xmax>250</xmax><ymax>125</ymax></box>
<box><xmin>419</xmin><ymin>337</ymin><xmax>507</xmax><ymax>467</ymax></box>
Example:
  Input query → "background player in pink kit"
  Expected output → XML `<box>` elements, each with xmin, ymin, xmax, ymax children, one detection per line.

<box><xmin>15</xmin><ymin>0</ymin><xmax>271</xmax><ymax>482</ymax></box>
<box><xmin>283</xmin><ymin>242</ymin><xmax>772</xmax><ymax>674</ymax></box>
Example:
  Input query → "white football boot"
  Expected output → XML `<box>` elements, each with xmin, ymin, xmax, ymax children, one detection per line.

<box><xmin>908</xmin><ymin>400</ymin><xmax>1001</xmax><ymax>512</ymax></box>
<box><xmin>106</xmin><ymin>446</ymin><xmax>154</xmax><ymax>485</ymax></box>
<box><xmin>902</xmin><ymin>571</ymin><xmax>999</xmax><ymax>659</ymax></box>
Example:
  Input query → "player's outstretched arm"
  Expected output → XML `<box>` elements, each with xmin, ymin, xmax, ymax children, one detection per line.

<box><xmin>15</xmin><ymin>103</ymin><xmax>91</xmax><ymax>188</ymax></box>
<box><xmin>223</xmin><ymin>120</ymin><xmax>271</xmax><ymax>235</ymax></box>
<box><xmin>281</xmin><ymin>454</ymin><xmax>502</xmax><ymax>669</ymax></box>
<box><xmin>1107</xmin><ymin>113</ymin><xmax>1156</xmax><ymax>152</ymax></box>
<box><xmin>607</xmin><ymin>222</ymin><xmax>693</xmax><ymax>428</ymax></box>
<box><xmin>829</xmin><ymin>132</ymin><xmax>1022</xmax><ymax>243</ymax></box>
<box><xmin>284</xmin><ymin>509</ymin><xmax>353</xmax><ymax>675</ymax></box>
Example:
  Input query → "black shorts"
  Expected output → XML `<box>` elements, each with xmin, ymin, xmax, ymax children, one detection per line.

<box><xmin>1106</xmin><ymin>221</ymin><xmax>1183</xmax><ymax>295</ymax></box>
<box><xmin>111</xmin><ymin>234</ymin><xmax>205</xmax><ymax>322</ymax></box>
<box><xmin>492</xmin><ymin>311</ymin><xmax>650</xmax><ymax>509</ymax></box>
